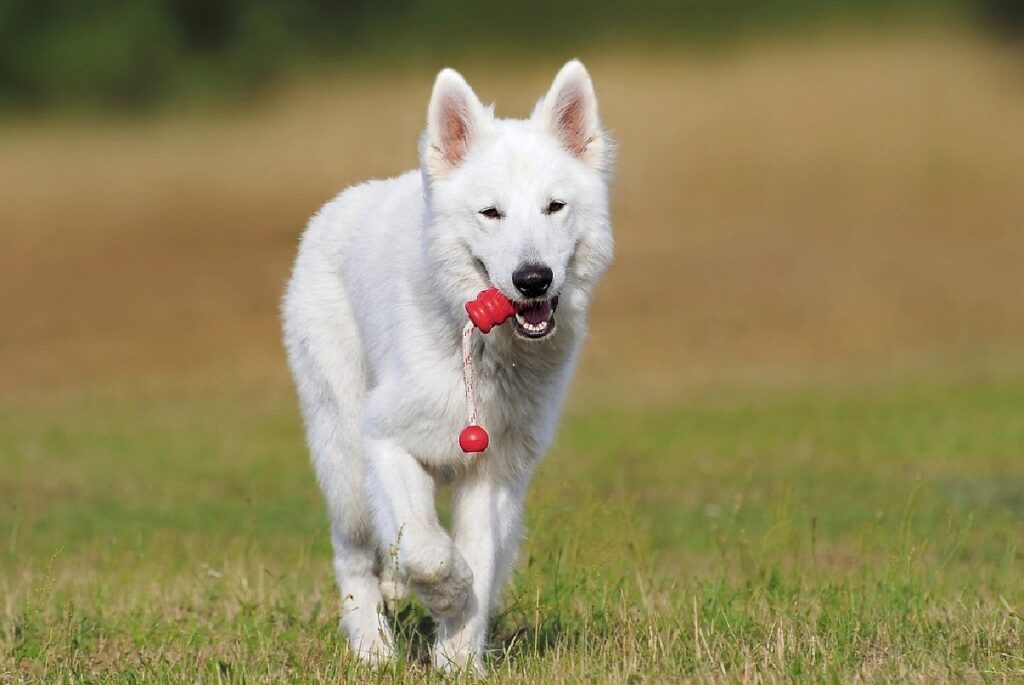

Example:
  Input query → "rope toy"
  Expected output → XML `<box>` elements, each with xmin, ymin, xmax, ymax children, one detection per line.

<box><xmin>459</xmin><ymin>288</ymin><xmax>516</xmax><ymax>453</ymax></box>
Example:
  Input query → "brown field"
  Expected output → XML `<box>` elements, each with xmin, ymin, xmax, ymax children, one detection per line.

<box><xmin>2</xmin><ymin>28</ymin><xmax>1023</xmax><ymax>399</ymax></box>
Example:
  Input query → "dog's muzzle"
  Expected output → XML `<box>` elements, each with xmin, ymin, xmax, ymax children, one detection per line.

<box><xmin>513</xmin><ymin>296</ymin><xmax>558</xmax><ymax>339</ymax></box>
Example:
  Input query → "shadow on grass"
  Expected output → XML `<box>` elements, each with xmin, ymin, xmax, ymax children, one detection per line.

<box><xmin>387</xmin><ymin>601</ymin><xmax>436</xmax><ymax>666</ymax></box>
<box><xmin>382</xmin><ymin>550</ymin><xmax>600</xmax><ymax>670</ymax></box>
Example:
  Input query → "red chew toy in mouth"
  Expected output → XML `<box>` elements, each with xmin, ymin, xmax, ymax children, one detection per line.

<box><xmin>459</xmin><ymin>288</ymin><xmax>516</xmax><ymax>454</ymax></box>
<box><xmin>465</xmin><ymin>288</ymin><xmax>516</xmax><ymax>333</ymax></box>
<box><xmin>459</xmin><ymin>288</ymin><xmax>558</xmax><ymax>453</ymax></box>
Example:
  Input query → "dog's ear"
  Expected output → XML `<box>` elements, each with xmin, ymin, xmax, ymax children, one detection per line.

<box><xmin>422</xmin><ymin>68</ymin><xmax>490</xmax><ymax>178</ymax></box>
<box><xmin>534</xmin><ymin>60</ymin><xmax>610</xmax><ymax>173</ymax></box>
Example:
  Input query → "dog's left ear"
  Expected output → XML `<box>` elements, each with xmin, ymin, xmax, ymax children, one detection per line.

<box><xmin>422</xmin><ymin>68</ymin><xmax>491</xmax><ymax>178</ymax></box>
<box><xmin>533</xmin><ymin>60</ymin><xmax>610</xmax><ymax>173</ymax></box>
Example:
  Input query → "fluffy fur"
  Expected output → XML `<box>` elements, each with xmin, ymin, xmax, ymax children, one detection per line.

<box><xmin>281</xmin><ymin>60</ymin><xmax>613</xmax><ymax>672</ymax></box>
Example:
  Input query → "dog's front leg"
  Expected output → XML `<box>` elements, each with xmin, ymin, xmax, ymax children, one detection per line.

<box><xmin>363</xmin><ymin>436</ymin><xmax>473</xmax><ymax>619</ymax></box>
<box><xmin>434</xmin><ymin>463</ymin><xmax>529</xmax><ymax>672</ymax></box>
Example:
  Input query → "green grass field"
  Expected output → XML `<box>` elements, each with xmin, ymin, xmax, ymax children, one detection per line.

<box><xmin>3</xmin><ymin>374</ymin><xmax>1023</xmax><ymax>682</ymax></box>
<box><xmin>3</xmin><ymin>27</ymin><xmax>1024</xmax><ymax>683</ymax></box>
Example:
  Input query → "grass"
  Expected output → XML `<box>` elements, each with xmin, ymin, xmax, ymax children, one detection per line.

<box><xmin>3</xmin><ymin>26</ymin><xmax>1024</xmax><ymax>683</ymax></box>
<box><xmin>3</xmin><ymin>376</ymin><xmax>1023</xmax><ymax>682</ymax></box>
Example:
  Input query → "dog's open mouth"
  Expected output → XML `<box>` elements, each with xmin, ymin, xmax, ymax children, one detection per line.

<box><xmin>513</xmin><ymin>297</ymin><xmax>558</xmax><ymax>339</ymax></box>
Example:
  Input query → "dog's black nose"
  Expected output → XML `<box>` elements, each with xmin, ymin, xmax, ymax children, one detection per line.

<box><xmin>512</xmin><ymin>264</ymin><xmax>553</xmax><ymax>298</ymax></box>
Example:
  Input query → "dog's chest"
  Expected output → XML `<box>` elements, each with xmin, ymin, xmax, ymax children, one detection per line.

<box><xmin>396</xmin><ymin>337</ymin><xmax>571</xmax><ymax>466</ymax></box>
<box><xmin>466</xmin><ymin>340</ymin><xmax>570</xmax><ymax>451</ymax></box>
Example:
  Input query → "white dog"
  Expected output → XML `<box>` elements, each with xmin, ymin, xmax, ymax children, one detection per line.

<box><xmin>281</xmin><ymin>60</ymin><xmax>613</xmax><ymax>671</ymax></box>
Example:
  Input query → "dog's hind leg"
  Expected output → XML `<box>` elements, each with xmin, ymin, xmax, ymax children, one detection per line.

<box><xmin>331</xmin><ymin>525</ymin><xmax>395</xmax><ymax>663</ymax></box>
<box><xmin>309</xmin><ymin>390</ymin><xmax>394</xmax><ymax>662</ymax></box>
<box><xmin>283</xmin><ymin>306</ymin><xmax>393</xmax><ymax>662</ymax></box>
<box><xmin>301</xmin><ymin>380</ymin><xmax>395</xmax><ymax>662</ymax></box>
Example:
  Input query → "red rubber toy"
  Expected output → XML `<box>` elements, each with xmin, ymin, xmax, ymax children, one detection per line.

<box><xmin>465</xmin><ymin>288</ymin><xmax>516</xmax><ymax>333</ymax></box>
<box><xmin>459</xmin><ymin>288</ymin><xmax>517</xmax><ymax>454</ymax></box>
<box><xmin>458</xmin><ymin>424</ymin><xmax>489</xmax><ymax>453</ymax></box>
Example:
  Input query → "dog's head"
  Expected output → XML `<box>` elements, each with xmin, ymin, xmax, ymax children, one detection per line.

<box><xmin>420</xmin><ymin>61</ymin><xmax>614</xmax><ymax>341</ymax></box>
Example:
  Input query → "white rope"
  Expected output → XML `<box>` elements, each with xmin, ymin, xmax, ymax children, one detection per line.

<box><xmin>461</xmin><ymin>320</ymin><xmax>478</xmax><ymax>425</ymax></box>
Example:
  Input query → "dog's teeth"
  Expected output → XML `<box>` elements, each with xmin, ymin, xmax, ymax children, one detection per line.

<box><xmin>513</xmin><ymin>309</ymin><xmax>554</xmax><ymax>337</ymax></box>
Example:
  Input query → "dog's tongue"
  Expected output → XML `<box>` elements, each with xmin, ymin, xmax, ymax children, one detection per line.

<box><xmin>517</xmin><ymin>300</ymin><xmax>553</xmax><ymax>324</ymax></box>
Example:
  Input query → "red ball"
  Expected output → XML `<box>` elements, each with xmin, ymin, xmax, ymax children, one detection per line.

<box><xmin>459</xmin><ymin>425</ymin><xmax>489</xmax><ymax>453</ymax></box>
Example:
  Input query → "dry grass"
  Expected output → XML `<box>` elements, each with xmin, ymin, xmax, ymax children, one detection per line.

<box><xmin>2</xmin><ymin>28</ymin><xmax>1023</xmax><ymax>399</ymax></box>
<box><xmin>3</xmin><ymin>374</ymin><xmax>1024</xmax><ymax>683</ymax></box>
<box><xmin>3</xmin><ymin>27</ymin><xmax>1024</xmax><ymax>684</ymax></box>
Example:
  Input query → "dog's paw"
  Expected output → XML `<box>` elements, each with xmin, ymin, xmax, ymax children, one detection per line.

<box><xmin>407</xmin><ymin>548</ymin><xmax>473</xmax><ymax>618</ymax></box>
<box><xmin>349</xmin><ymin>639</ymin><xmax>396</xmax><ymax>667</ymax></box>
<box><xmin>341</xmin><ymin>618</ymin><xmax>396</xmax><ymax>667</ymax></box>
<box><xmin>433</xmin><ymin>641</ymin><xmax>485</xmax><ymax>675</ymax></box>
<box><xmin>379</xmin><ymin>565</ymin><xmax>409</xmax><ymax>613</ymax></box>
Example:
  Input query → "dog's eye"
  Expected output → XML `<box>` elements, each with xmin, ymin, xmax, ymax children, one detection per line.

<box><xmin>546</xmin><ymin>200</ymin><xmax>566</xmax><ymax>214</ymax></box>
<box><xmin>479</xmin><ymin>207</ymin><xmax>502</xmax><ymax>220</ymax></box>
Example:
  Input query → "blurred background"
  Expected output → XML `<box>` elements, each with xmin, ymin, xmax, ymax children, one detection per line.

<box><xmin>3</xmin><ymin>1</ymin><xmax>1024</xmax><ymax>680</ymax></box>
<box><xmin>1</xmin><ymin>0</ymin><xmax>1022</xmax><ymax>400</ymax></box>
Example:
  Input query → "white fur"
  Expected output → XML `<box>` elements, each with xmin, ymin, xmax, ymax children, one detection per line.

<box><xmin>281</xmin><ymin>60</ymin><xmax>613</xmax><ymax>672</ymax></box>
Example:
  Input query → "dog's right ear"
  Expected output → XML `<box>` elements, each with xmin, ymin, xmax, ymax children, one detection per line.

<box><xmin>533</xmin><ymin>60</ymin><xmax>610</xmax><ymax>174</ymax></box>
<box><xmin>422</xmin><ymin>69</ymin><xmax>490</xmax><ymax>178</ymax></box>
